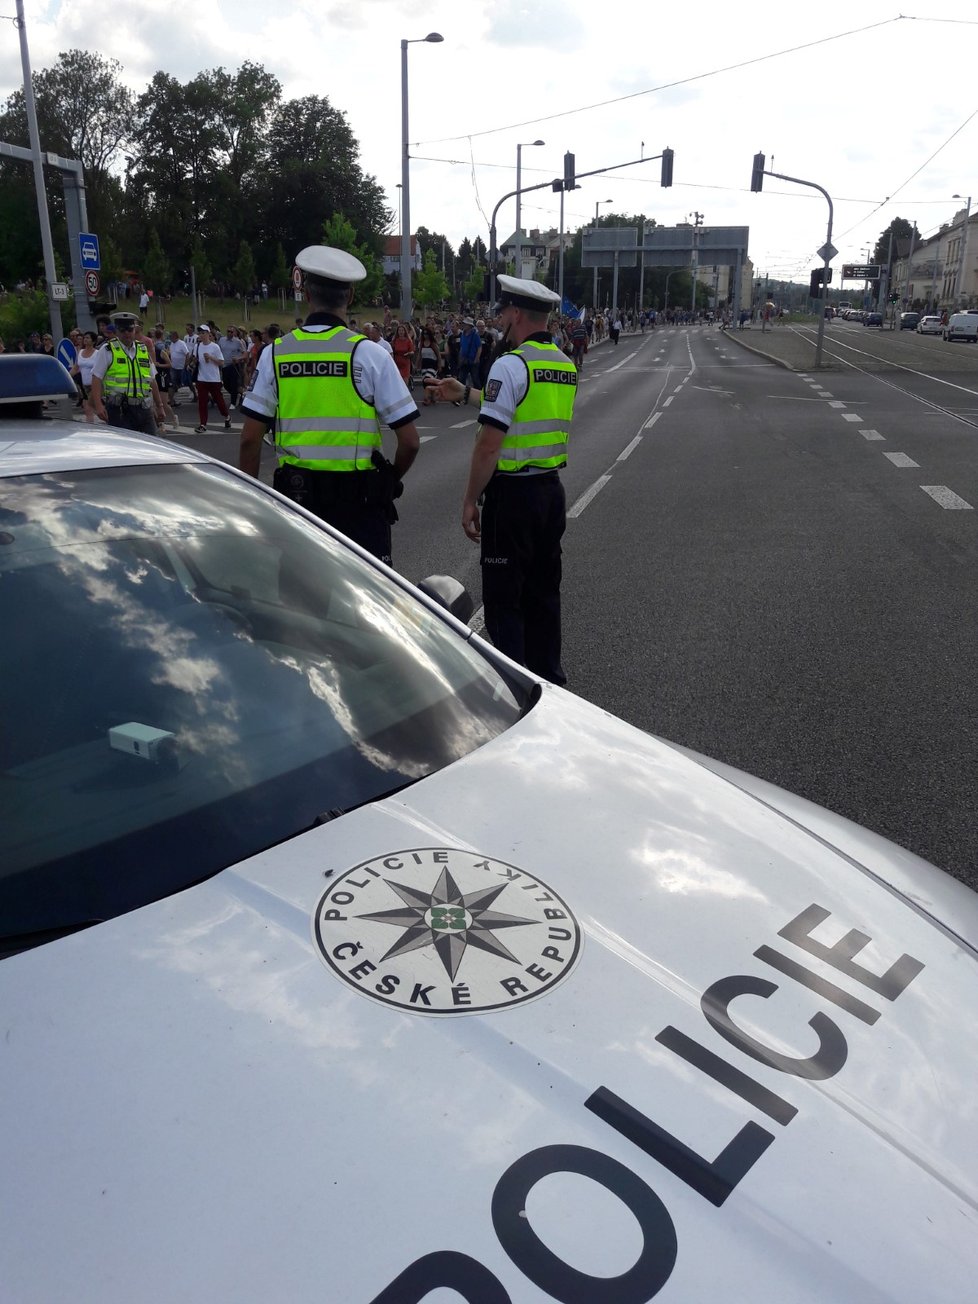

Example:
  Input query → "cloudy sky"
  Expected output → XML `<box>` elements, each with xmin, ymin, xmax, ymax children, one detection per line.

<box><xmin>4</xmin><ymin>1</ymin><xmax>978</xmax><ymax>282</ymax></box>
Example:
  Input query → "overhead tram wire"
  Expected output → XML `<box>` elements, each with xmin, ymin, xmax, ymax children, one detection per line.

<box><xmin>414</xmin><ymin>15</ymin><xmax>907</xmax><ymax>147</ymax></box>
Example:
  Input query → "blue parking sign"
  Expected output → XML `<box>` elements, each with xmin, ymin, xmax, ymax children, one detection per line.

<box><xmin>79</xmin><ymin>233</ymin><xmax>100</xmax><ymax>271</ymax></box>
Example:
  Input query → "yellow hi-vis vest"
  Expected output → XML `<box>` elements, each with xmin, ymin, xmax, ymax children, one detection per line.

<box><xmin>273</xmin><ymin>326</ymin><xmax>381</xmax><ymax>472</ymax></box>
<box><xmin>101</xmin><ymin>339</ymin><xmax>153</xmax><ymax>402</ymax></box>
<box><xmin>497</xmin><ymin>340</ymin><xmax>576</xmax><ymax>473</ymax></box>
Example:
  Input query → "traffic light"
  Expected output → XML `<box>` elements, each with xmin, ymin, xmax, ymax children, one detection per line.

<box><xmin>552</xmin><ymin>179</ymin><xmax>563</xmax><ymax>193</ymax></box>
<box><xmin>660</xmin><ymin>147</ymin><xmax>674</xmax><ymax>188</ymax></box>
<box><xmin>750</xmin><ymin>153</ymin><xmax>765</xmax><ymax>193</ymax></box>
<box><xmin>563</xmin><ymin>152</ymin><xmax>576</xmax><ymax>191</ymax></box>
<box><xmin>889</xmin><ymin>292</ymin><xmax>899</xmax><ymax>303</ymax></box>
<box><xmin>809</xmin><ymin>269</ymin><xmax>823</xmax><ymax>297</ymax></box>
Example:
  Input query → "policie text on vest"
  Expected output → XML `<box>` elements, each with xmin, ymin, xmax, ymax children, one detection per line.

<box><xmin>278</xmin><ymin>360</ymin><xmax>349</xmax><ymax>378</ymax></box>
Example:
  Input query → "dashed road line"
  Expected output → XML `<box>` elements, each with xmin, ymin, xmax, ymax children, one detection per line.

<box><xmin>920</xmin><ymin>486</ymin><xmax>973</xmax><ymax>510</ymax></box>
<box><xmin>883</xmin><ymin>452</ymin><xmax>919</xmax><ymax>467</ymax></box>
<box><xmin>841</xmin><ymin>413</ymin><xmax>863</xmax><ymax>423</ymax></box>
<box><xmin>568</xmin><ymin>474</ymin><xmax>611</xmax><ymax>517</ymax></box>
<box><xmin>861</xmin><ymin>429</ymin><xmax>885</xmax><ymax>440</ymax></box>
<box><xmin>617</xmin><ymin>436</ymin><xmax>642</xmax><ymax>461</ymax></box>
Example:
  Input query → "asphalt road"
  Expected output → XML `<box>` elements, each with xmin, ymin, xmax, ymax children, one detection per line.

<box><xmin>166</xmin><ymin>325</ymin><xmax>977</xmax><ymax>887</ymax></box>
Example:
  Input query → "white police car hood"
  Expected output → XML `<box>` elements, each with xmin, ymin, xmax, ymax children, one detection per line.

<box><xmin>3</xmin><ymin>687</ymin><xmax>977</xmax><ymax>1303</ymax></box>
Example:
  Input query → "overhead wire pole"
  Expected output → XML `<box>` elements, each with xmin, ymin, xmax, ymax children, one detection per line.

<box><xmin>752</xmin><ymin>154</ymin><xmax>834</xmax><ymax>369</ymax></box>
<box><xmin>488</xmin><ymin>150</ymin><xmax>664</xmax><ymax>307</ymax></box>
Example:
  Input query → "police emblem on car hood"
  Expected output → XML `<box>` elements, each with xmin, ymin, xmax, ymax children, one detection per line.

<box><xmin>313</xmin><ymin>847</ymin><xmax>582</xmax><ymax>1015</ymax></box>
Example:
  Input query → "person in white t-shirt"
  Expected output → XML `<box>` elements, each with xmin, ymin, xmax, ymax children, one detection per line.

<box><xmin>193</xmin><ymin>324</ymin><xmax>231</xmax><ymax>432</ymax></box>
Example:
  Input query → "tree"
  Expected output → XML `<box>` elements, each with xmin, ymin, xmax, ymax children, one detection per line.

<box><xmin>142</xmin><ymin>228</ymin><xmax>171</xmax><ymax>295</ymax></box>
<box><xmin>463</xmin><ymin>264</ymin><xmax>485</xmax><ymax>303</ymax></box>
<box><xmin>263</xmin><ymin>96</ymin><xmax>390</xmax><ymax>261</ymax></box>
<box><xmin>413</xmin><ymin>249</ymin><xmax>449</xmax><ymax>309</ymax></box>
<box><xmin>233</xmin><ymin>240</ymin><xmax>257</xmax><ymax>297</ymax></box>
<box><xmin>322</xmin><ymin>213</ymin><xmax>383</xmax><ymax>303</ymax></box>
<box><xmin>269</xmin><ymin>243</ymin><xmax>290</xmax><ymax>295</ymax></box>
<box><xmin>873</xmin><ymin>218</ymin><xmax>916</xmax><ymax>268</ymax></box>
<box><xmin>189</xmin><ymin>234</ymin><xmax>212</xmax><ymax>292</ymax></box>
<box><xmin>1</xmin><ymin>50</ymin><xmax>134</xmax><ymax>235</ymax></box>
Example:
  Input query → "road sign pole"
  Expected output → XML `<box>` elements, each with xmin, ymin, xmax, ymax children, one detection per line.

<box><xmin>760</xmin><ymin>162</ymin><xmax>835</xmax><ymax>367</ymax></box>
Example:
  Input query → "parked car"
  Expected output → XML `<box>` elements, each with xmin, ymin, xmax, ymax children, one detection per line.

<box><xmin>943</xmin><ymin>312</ymin><xmax>978</xmax><ymax>342</ymax></box>
<box><xmin>864</xmin><ymin>311</ymin><xmax>883</xmax><ymax>328</ymax></box>
<box><xmin>3</xmin><ymin>355</ymin><xmax>978</xmax><ymax>1304</ymax></box>
<box><xmin>899</xmin><ymin>312</ymin><xmax>921</xmax><ymax>330</ymax></box>
<box><xmin>917</xmin><ymin>316</ymin><xmax>944</xmax><ymax>334</ymax></box>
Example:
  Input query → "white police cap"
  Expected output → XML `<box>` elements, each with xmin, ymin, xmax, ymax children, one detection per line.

<box><xmin>496</xmin><ymin>274</ymin><xmax>560</xmax><ymax>313</ymax></box>
<box><xmin>295</xmin><ymin>245</ymin><xmax>367</xmax><ymax>284</ymax></box>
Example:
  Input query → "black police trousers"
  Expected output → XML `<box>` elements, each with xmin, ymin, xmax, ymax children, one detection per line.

<box><xmin>274</xmin><ymin>465</ymin><xmax>393</xmax><ymax>566</ymax></box>
<box><xmin>106</xmin><ymin>402</ymin><xmax>155</xmax><ymax>436</ymax></box>
<box><xmin>480</xmin><ymin>470</ymin><xmax>566</xmax><ymax>686</ymax></box>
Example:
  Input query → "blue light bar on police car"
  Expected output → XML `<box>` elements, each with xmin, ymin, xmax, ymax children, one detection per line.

<box><xmin>0</xmin><ymin>354</ymin><xmax>77</xmax><ymax>403</ymax></box>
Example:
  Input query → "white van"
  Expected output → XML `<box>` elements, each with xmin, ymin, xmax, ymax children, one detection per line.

<box><xmin>943</xmin><ymin>312</ymin><xmax>978</xmax><ymax>342</ymax></box>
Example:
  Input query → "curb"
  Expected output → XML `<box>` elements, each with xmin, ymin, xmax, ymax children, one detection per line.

<box><xmin>721</xmin><ymin>327</ymin><xmax>837</xmax><ymax>372</ymax></box>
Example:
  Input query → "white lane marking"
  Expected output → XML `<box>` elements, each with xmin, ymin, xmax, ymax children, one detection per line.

<box><xmin>861</xmin><ymin>429</ymin><xmax>885</xmax><ymax>440</ymax></box>
<box><xmin>920</xmin><ymin>485</ymin><xmax>974</xmax><ymax>509</ymax></box>
<box><xmin>420</xmin><ymin>434</ymin><xmax>438</xmax><ymax>442</ymax></box>
<box><xmin>451</xmin><ymin>419</ymin><xmax>476</xmax><ymax>429</ymax></box>
<box><xmin>828</xmin><ymin>400</ymin><xmax>846</xmax><ymax>408</ymax></box>
<box><xmin>816</xmin><ymin>391</ymin><xmax>834</xmax><ymax>398</ymax></box>
<box><xmin>618</xmin><ymin>435</ymin><xmax>642</xmax><ymax>461</ymax></box>
<box><xmin>568</xmin><ymin>474</ymin><xmax>611</xmax><ymax>517</ymax></box>
<box><xmin>605</xmin><ymin>351</ymin><xmax>639</xmax><ymax>373</ymax></box>
<box><xmin>841</xmin><ymin>413</ymin><xmax>863</xmax><ymax>423</ymax></box>
<box><xmin>663</xmin><ymin>396</ymin><xmax>674</xmax><ymax>407</ymax></box>
<box><xmin>645</xmin><ymin>412</ymin><xmax>662</xmax><ymax>429</ymax></box>
<box><xmin>673</xmin><ymin>385</ymin><xmax>684</xmax><ymax>393</ymax></box>
<box><xmin>883</xmin><ymin>452</ymin><xmax>920</xmax><ymax>467</ymax></box>
<box><xmin>789</xmin><ymin>325</ymin><xmax>978</xmax><ymax>405</ymax></box>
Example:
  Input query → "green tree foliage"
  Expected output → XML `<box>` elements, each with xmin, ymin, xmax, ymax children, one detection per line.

<box><xmin>269</xmin><ymin>243</ymin><xmax>290</xmax><ymax>294</ymax></box>
<box><xmin>463</xmin><ymin>264</ymin><xmax>486</xmax><ymax>303</ymax></box>
<box><xmin>266</xmin><ymin>97</ymin><xmax>389</xmax><ymax>263</ymax></box>
<box><xmin>0</xmin><ymin>55</ymin><xmax>391</xmax><ymax>302</ymax></box>
<box><xmin>233</xmin><ymin>240</ymin><xmax>257</xmax><ymax>296</ymax></box>
<box><xmin>142</xmin><ymin>228</ymin><xmax>171</xmax><ymax>295</ymax></box>
<box><xmin>413</xmin><ymin>249</ymin><xmax>450</xmax><ymax>308</ymax></box>
<box><xmin>189</xmin><ymin>234</ymin><xmax>212</xmax><ymax>290</ymax></box>
<box><xmin>873</xmin><ymin>218</ymin><xmax>916</xmax><ymax>266</ymax></box>
<box><xmin>322</xmin><ymin>213</ymin><xmax>383</xmax><ymax>303</ymax></box>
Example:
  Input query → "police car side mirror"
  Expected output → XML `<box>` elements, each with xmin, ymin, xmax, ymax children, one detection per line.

<box><xmin>417</xmin><ymin>575</ymin><xmax>474</xmax><ymax>623</ymax></box>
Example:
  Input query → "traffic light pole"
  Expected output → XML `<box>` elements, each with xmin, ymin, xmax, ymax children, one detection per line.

<box><xmin>754</xmin><ymin>160</ymin><xmax>834</xmax><ymax>368</ymax></box>
<box><xmin>488</xmin><ymin>150</ymin><xmax>667</xmax><ymax>307</ymax></box>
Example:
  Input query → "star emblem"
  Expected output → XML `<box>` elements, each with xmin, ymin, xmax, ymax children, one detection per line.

<box><xmin>357</xmin><ymin>866</ymin><xmax>538</xmax><ymax>981</ymax></box>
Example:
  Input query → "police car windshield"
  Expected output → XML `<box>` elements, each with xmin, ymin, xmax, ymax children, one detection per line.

<box><xmin>0</xmin><ymin>463</ymin><xmax>524</xmax><ymax>950</ymax></box>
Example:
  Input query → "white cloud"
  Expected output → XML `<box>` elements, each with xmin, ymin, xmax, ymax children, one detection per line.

<box><xmin>2</xmin><ymin>1</ymin><xmax>977</xmax><ymax>277</ymax></box>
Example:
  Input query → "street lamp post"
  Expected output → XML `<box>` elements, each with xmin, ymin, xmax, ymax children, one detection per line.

<box><xmin>953</xmin><ymin>193</ymin><xmax>972</xmax><ymax>306</ymax></box>
<box><xmin>592</xmin><ymin>198</ymin><xmax>612</xmax><ymax>310</ymax></box>
<box><xmin>400</xmin><ymin>32</ymin><xmax>443</xmax><ymax>323</ymax></box>
<box><xmin>514</xmin><ymin>140</ymin><xmax>545</xmax><ymax>278</ymax></box>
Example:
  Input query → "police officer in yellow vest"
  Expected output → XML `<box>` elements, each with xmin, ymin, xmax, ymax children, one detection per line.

<box><xmin>239</xmin><ymin>246</ymin><xmax>419</xmax><ymax>566</ymax></box>
<box><xmin>89</xmin><ymin>311</ymin><xmax>166</xmax><ymax>434</ymax></box>
<box><xmin>454</xmin><ymin>274</ymin><xmax>576</xmax><ymax>685</ymax></box>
